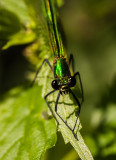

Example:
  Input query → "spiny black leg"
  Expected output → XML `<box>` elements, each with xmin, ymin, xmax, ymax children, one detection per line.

<box><xmin>55</xmin><ymin>91</ymin><xmax>78</xmax><ymax>140</ymax></box>
<box><xmin>44</xmin><ymin>90</ymin><xmax>59</xmax><ymax>125</ymax></box>
<box><xmin>69</xmin><ymin>89</ymin><xmax>81</xmax><ymax>134</ymax></box>
<box><xmin>31</xmin><ymin>59</ymin><xmax>53</xmax><ymax>86</ymax></box>
<box><xmin>74</xmin><ymin>72</ymin><xmax>84</xmax><ymax>104</ymax></box>
<box><xmin>69</xmin><ymin>54</ymin><xmax>74</xmax><ymax>73</ymax></box>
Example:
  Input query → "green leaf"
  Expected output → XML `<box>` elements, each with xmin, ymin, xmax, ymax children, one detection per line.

<box><xmin>0</xmin><ymin>0</ymin><xmax>31</xmax><ymax>25</ymax></box>
<box><xmin>36</xmin><ymin>57</ymin><xmax>94</xmax><ymax>160</ymax></box>
<box><xmin>0</xmin><ymin>0</ymin><xmax>94</xmax><ymax>159</ymax></box>
<box><xmin>2</xmin><ymin>30</ymin><xmax>36</xmax><ymax>49</ymax></box>
<box><xmin>0</xmin><ymin>0</ymin><xmax>35</xmax><ymax>48</ymax></box>
<box><xmin>0</xmin><ymin>8</ymin><xmax>22</xmax><ymax>40</ymax></box>
<box><xmin>0</xmin><ymin>85</ymin><xmax>57</xmax><ymax>160</ymax></box>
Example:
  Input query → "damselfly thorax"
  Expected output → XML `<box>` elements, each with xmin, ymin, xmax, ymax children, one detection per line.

<box><xmin>52</xmin><ymin>56</ymin><xmax>76</xmax><ymax>94</ymax></box>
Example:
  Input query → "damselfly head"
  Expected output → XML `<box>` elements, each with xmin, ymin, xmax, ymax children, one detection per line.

<box><xmin>51</xmin><ymin>76</ymin><xmax>76</xmax><ymax>93</ymax></box>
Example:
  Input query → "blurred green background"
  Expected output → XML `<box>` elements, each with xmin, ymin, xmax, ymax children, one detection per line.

<box><xmin>0</xmin><ymin>0</ymin><xmax>116</xmax><ymax>159</ymax></box>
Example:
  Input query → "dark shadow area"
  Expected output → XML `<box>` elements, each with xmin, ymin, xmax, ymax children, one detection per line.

<box><xmin>95</xmin><ymin>155</ymin><xmax>116</xmax><ymax>160</ymax></box>
<box><xmin>0</xmin><ymin>45</ymin><xmax>33</xmax><ymax>94</ymax></box>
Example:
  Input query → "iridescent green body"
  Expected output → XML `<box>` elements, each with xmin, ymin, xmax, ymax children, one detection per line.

<box><xmin>53</xmin><ymin>56</ymin><xmax>71</xmax><ymax>85</ymax></box>
<box><xmin>53</xmin><ymin>56</ymin><xmax>72</xmax><ymax>93</ymax></box>
<box><xmin>54</xmin><ymin>57</ymin><xmax>70</xmax><ymax>78</ymax></box>
<box><xmin>44</xmin><ymin>0</ymin><xmax>71</xmax><ymax>90</ymax></box>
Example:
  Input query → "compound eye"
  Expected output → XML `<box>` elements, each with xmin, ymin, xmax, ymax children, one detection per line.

<box><xmin>51</xmin><ymin>80</ymin><xmax>59</xmax><ymax>90</ymax></box>
<box><xmin>69</xmin><ymin>76</ymin><xmax>76</xmax><ymax>87</ymax></box>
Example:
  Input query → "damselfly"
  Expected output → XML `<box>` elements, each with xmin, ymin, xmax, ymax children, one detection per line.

<box><xmin>33</xmin><ymin>0</ymin><xmax>84</xmax><ymax>140</ymax></box>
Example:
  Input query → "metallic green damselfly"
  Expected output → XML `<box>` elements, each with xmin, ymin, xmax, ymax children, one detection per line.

<box><xmin>33</xmin><ymin>0</ymin><xmax>84</xmax><ymax>140</ymax></box>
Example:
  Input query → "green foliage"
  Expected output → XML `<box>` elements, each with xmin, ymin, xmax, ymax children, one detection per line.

<box><xmin>0</xmin><ymin>0</ymin><xmax>94</xmax><ymax>159</ymax></box>
<box><xmin>2</xmin><ymin>31</ymin><xmax>36</xmax><ymax>49</ymax></box>
<box><xmin>0</xmin><ymin>85</ymin><xmax>57</xmax><ymax>160</ymax></box>
<box><xmin>0</xmin><ymin>0</ymin><xmax>35</xmax><ymax>48</ymax></box>
<box><xmin>0</xmin><ymin>0</ymin><xmax>116</xmax><ymax>159</ymax></box>
<box><xmin>36</xmin><ymin>57</ymin><xmax>93</xmax><ymax>159</ymax></box>
<box><xmin>0</xmin><ymin>0</ymin><xmax>31</xmax><ymax>24</ymax></box>
<box><xmin>0</xmin><ymin>8</ymin><xmax>22</xmax><ymax>40</ymax></box>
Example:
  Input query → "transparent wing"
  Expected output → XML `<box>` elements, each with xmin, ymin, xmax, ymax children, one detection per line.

<box><xmin>25</xmin><ymin>0</ymin><xmax>66</xmax><ymax>58</ymax></box>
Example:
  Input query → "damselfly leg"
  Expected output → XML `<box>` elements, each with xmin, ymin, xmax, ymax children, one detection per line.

<box><xmin>31</xmin><ymin>59</ymin><xmax>53</xmax><ymax>87</ymax></box>
<box><xmin>32</xmin><ymin>59</ymin><xmax>59</xmax><ymax>125</ymax></box>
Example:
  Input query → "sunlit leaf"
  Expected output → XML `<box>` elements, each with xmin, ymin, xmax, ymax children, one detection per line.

<box><xmin>36</xmin><ymin>56</ymin><xmax>94</xmax><ymax>160</ymax></box>
<box><xmin>0</xmin><ymin>8</ymin><xmax>22</xmax><ymax>40</ymax></box>
<box><xmin>0</xmin><ymin>0</ymin><xmax>31</xmax><ymax>25</ymax></box>
<box><xmin>3</xmin><ymin>30</ymin><xmax>36</xmax><ymax>49</ymax></box>
<box><xmin>0</xmin><ymin>85</ymin><xmax>57</xmax><ymax>160</ymax></box>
